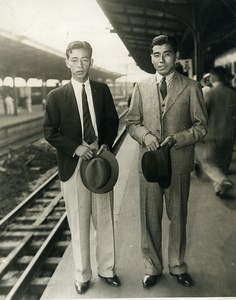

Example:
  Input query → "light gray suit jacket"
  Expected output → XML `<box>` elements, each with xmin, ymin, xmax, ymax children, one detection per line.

<box><xmin>126</xmin><ymin>71</ymin><xmax>208</xmax><ymax>175</ymax></box>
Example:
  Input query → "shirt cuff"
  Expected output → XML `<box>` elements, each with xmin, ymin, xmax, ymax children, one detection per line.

<box><xmin>142</xmin><ymin>131</ymin><xmax>151</xmax><ymax>146</ymax></box>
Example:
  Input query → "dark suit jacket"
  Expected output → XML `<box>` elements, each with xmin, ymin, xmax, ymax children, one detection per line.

<box><xmin>43</xmin><ymin>80</ymin><xmax>119</xmax><ymax>182</ymax></box>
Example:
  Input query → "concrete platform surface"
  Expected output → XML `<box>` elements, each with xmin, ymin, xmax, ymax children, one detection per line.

<box><xmin>41</xmin><ymin>134</ymin><xmax>236</xmax><ymax>299</ymax></box>
<box><xmin>0</xmin><ymin>104</ymin><xmax>43</xmax><ymax>128</ymax></box>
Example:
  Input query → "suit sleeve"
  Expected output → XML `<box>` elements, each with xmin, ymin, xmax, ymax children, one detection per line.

<box><xmin>43</xmin><ymin>91</ymin><xmax>80</xmax><ymax>157</ymax></box>
<box><xmin>125</xmin><ymin>83</ymin><xmax>150</xmax><ymax>146</ymax></box>
<box><xmin>174</xmin><ymin>81</ymin><xmax>208</xmax><ymax>149</ymax></box>
<box><xmin>102</xmin><ymin>84</ymin><xmax>119</xmax><ymax>149</ymax></box>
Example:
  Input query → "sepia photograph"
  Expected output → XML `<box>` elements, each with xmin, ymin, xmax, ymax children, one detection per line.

<box><xmin>0</xmin><ymin>0</ymin><xmax>235</xmax><ymax>299</ymax></box>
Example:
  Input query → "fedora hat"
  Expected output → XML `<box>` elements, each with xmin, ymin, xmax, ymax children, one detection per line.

<box><xmin>80</xmin><ymin>150</ymin><xmax>119</xmax><ymax>194</ymax></box>
<box><xmin>141</xmin><ymin>144</ymin><xmax>171</xmax><ymax>189</ymax></box>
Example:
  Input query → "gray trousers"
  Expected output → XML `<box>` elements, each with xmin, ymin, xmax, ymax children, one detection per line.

<box><xmin>139</xmin><ymin>171</ymin><xmax>190</xmax><ymax>275</ymax></box>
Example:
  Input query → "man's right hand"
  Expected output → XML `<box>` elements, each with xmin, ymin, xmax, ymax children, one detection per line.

<box><xmin>75</xmin><ymin>145</ymin><xmax>94</xmax><ymax>160</ymax></box>
<box><xmin>144</xmin><ymin>133</ymin><xmax>160</xmax><ymax>151</ymax></box>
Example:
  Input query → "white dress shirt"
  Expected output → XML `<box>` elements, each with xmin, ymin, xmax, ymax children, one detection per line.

<box><xmin>71</xmin><ymin>77</ymin><xmax>98</xmax><ymax>139</ymax></box>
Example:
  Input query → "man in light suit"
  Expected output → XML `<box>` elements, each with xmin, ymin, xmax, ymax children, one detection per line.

<box><xmin>126</xmin><ymin>35</ymin><xmax>207</xmax><ymax>288</ymax></box>
<box><xmin>43</xmin><ymin>41</ymin><xmax>120</xmax><ymax>294</ymax></box>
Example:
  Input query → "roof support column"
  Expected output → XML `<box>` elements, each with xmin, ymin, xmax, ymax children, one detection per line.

<box><xmin>193</xmin><ymin>30</ymin><xmax>203</xmax><ymax>81</ymax></box>
<box><xmin>13</xmin><ymin>77</ymin><xmax>19</xmax><ymax>116</ymax></box>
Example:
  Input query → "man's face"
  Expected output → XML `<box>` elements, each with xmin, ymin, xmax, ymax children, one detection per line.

<box><xmin>65</xmin><ymin>48</ymin><xmax>93</xmax><ymax>83</ymax></box>
<box><xmin>151</xmin><ymin>43</ymin><xmax>179</xmax><ymax>76</ymax></box>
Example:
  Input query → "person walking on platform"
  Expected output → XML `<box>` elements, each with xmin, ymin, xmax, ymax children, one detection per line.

<box><xmin>5</xmin><ymin>93</ymin><xmax>14</xmax><ymax>115</ymax></box>
<box><xmin>195</xmin><ymin>66</ymin><xmax>236</xmax><ymax>197</ymax></box>
<box><xmin>200</xmin><ymin>72</ymin><xmax>212</xmax><ymax>98</ymax></box>
<box><xmin>43</xmin><ymin>41</ymin><xmax>120</xmax><ymax>294</ymax></box>
<box><xmin>126</xmin><ymin>35</ymin><xmax>207</xmax><ymax>288</ymax></box>
<box><xmin>25</xmin><ymin>95</ymin><xmax>32</xmax><ymax>113</ymax></box>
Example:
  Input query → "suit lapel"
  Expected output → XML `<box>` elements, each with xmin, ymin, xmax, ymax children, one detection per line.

<box><xmin>64</xmin><ymin>81</ymin><xmax>82</xmax><ymax>128</ymax></box>
<box><xmin>148</xmin><ymin>76</ymin><xmax>161</xmax><ymax>119</ymax></box>
<box><xmin>90</xmin><ymin>80</ymin><xmax>102</xmax><ymax>128</ymax></box>
<box><xmin>164</xmin><ymin>72</ymin><xmax>187</xmax><ymax>116</ymax></box>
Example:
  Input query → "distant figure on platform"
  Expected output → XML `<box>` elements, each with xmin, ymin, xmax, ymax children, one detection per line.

<box><xmin>25</xmin><ymin>95</ymin><xmax>32</xmax><ymax>113</ymax></box>
<box><xmin>43</xmin><ymin>41</ymin><xmax>120</xmax><ymax>295</ymax></box>
<box><xmin>195</xmin><ymin>66</ymin><xmax>236</xmax><ymax>197</ymax></box>
<box><xmin>5</xmin><ymin>93</ymin><xmax>14</xmax><ymax>115</ymax></box>
<box><xmin>0</xmin><ymin>94</ymin><xmax>5</xmax><ymax>115</ymax></box>
<box><xmin>126</xmin><ymin>35</ymin><xmax>207</xmax><ymax>289</ymax></box>
<box><xmin>200</xmin><ymin>73</ymin><xmax>212</xmax><ymax>99</ymax></box>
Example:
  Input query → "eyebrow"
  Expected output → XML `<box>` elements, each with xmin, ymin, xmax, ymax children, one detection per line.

<box><xmin>70</xmin><ymin>55</ymin><xmax>90</xmax><ymax>59</ymax></box>
<box><xmin>153</xmin><ymin>50</ymin><xmax>173</xmax><ymax>54</ymax></box>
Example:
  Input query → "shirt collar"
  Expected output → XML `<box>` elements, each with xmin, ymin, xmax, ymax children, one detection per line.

<box><xmin>155</xmin><ymin>70</ymin><xmax>175</xmax><ymax>85</ymax></box>
<box><xmin>71</xmin><ymin>77</ymin><xmax>90</xmax><ymax>89</ymax></box>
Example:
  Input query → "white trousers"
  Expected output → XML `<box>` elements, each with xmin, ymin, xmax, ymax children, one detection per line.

<box><xmin>61</xmin><ymin>158</ymin><xmax>116</xmax><ymax>283</ymax></box>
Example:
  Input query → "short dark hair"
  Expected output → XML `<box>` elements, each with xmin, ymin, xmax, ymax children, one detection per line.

<box><xmin>150</xmin><ymin>35</ymin><xmax>178</xmax><ymax>54</ymax></box>
<box><xmin>210</xmin><ymin>66</ymin><xmax>234</xmax><ymax>84</ymax></box>
<box><xmin>66</xmin><ymin>41</ymin><xmax>93</xmax><ymax>58</ymax></box>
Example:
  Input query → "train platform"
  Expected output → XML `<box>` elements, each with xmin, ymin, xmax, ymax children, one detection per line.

<box><xmin>0</xmin><ymin>104</ymin><xmax>44</xmax><ymax>129</ymax></box>
<box><xmin>41</xmin><ymin>134</ymin><xmax>236</xmax><ymax>299</ymax></box>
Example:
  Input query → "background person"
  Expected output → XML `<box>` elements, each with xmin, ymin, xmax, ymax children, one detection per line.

<box><xmin>126</xmin><ymin>34</ymin><xmax>207</xmax><ymax>289</ymax></box>
<box><xmin>25</xmin><ymin>95</ymin><xmax>32</xmax><ymax>113</ymax></box>
<box><xmin>4</xmin><ymin>93</ymin><xmax>14</xmax><ymax>115</ymax></box>
<box><xmin>195</xmin><ymin>66</ymin><xmax>236</xmax><ymax>197</ymax></box>
<box><xmin>200</xmin><ymin>72</ymin><xmax>212</xmax><ymax>100</ymax></box>
<box><xmin>43</xmin><ymin>41</ymin><xmax>120</xmax><ymax>294</ymax></box>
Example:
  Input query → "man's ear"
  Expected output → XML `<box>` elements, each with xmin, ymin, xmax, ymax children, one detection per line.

<box><xmin>175</xmin><ymin>51</ymin><xmax>180</xmax><ymax>62</ymax></box>
<box><xmin>65</xmin><ymin>59</ymin><xmax>70</xmax><ymax>69</ymax></box>
<box><xmin>90</xmin><ymin>58</ymin><xmax>94</xmax><ymax>67</ymax></box>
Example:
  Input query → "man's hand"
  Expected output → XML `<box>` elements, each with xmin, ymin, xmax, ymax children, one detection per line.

<box><xmin>97</xmin><ymin>144</ymin><xmax>109</xmax><ymax>156</ymax></box>
<box><xmin>75</xmin><ymin>145</ymin><xmax>94</xmax><ymax>160</ymax></box>
<box><xmin>160</xmin><ymin>135</ymin><xmax>176</xmax><ymax>148</ymax></box>
<box><xmin>144</xmin><ymin>133</ymin><xmax>160</xmax><ymax>151</ymax></box>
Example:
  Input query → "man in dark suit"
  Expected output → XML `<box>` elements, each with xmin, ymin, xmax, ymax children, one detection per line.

<box><xmin>43</xmin><ymin>41</ymin><xmax>120</xmax><ymax>294</ymax></box>
<box><xmin>195</xmin><ymin>66</ymin><xmax>236</xmax><ymax>197</ymax></box>
<box><xmin>126</xmin><ymin>35</ymin><xmax>207</xmax><ymax>288</ymax></box>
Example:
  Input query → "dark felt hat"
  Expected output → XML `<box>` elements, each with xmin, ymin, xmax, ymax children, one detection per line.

<box><xmin>141</xmin><ymin>144</ymin><xmax>171</xmax><ymax>189</ymax></box>
<box><xmin>80</xmin><ymin>149</ymin><xmax>119</xmax><ymax>194</ymax></box>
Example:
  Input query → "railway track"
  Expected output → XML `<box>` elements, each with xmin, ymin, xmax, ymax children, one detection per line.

<box><xmin>0</xmin><ymin>109</ymin><xmax>128</xmax><ymax>300</ymax></box>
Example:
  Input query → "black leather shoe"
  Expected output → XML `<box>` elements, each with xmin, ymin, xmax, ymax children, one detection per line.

<box><xmin>98</xmin><ymin>274</ymin><xmax>121</xmax><ymax>287</ymax></box>
<box><xmin>170</xmin><ymin>272</ymin><xmax>193</xmax><ymax>287</ymax></box>
<box><xmin>215</xmin><ymin>190</ymin><xmax>225</xmax><ymax>197</ymax></box>
<box><xmin>142</xmin><ymin>274</ymin><xmax>160</xmax><ymax>288</ymax></box>
<box><xmin>75</xmin><ymin>280</ymin><xmax>90</xmax><ymax>294</ymax></box>
<box><xmin>216</xmin><ymin>179</ymin><xmax>233</xmax><ymax>198</ymax></box>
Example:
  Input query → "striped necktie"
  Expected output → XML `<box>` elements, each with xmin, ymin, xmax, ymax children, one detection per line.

<box><xmin>82</xmin><ymin>84</ymin><xmax>96</xmax><ymax>144</ymax></box>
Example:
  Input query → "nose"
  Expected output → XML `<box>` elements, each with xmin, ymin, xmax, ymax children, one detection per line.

<box><xmin>159</xmin><ymin>54</ymin><xmax>165</xmax><ymax>62</ymax></box>
<box><xmin>76</xmin><ymin>59</ymin><xmax>83</xmax><ymax>67</ymax></box>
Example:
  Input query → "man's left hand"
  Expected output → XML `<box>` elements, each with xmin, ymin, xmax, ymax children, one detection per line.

<box><xmin>160</xmin><ymin>135</ymin><xmax>176</xmax><ymax>148</ymax></box>
<box><xmin>97</xmin><ymin>144</ymin><xmax>109</xmax><ymax>156</ymax></box>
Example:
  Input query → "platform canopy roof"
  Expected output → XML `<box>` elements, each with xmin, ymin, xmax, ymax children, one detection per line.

<box><xmin>0</xmin><ymin>30</ymin><xmax>123</xmax><ymax>82</ymax></box>
<box><xmin>97</xmin><ymin>0</ymin><xmax>236</xmax><ymax>74</ymax></box>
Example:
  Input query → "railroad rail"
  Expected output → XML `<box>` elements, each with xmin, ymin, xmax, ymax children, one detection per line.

<box><xmin>0</xmin><ymin>109</ymin><xmax>128</xmax><ymax>300</ymax></box>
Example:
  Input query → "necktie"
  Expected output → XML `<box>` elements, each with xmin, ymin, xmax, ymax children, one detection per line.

<box><xmin>82</xmin><ymin>84</ymin><xmax>96</xmax><ymax>144</ymax></box>
<box><xmin>160</xmin><ymin>77</ymin><xmax>167</xmax><ymax>99</ymax></box>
